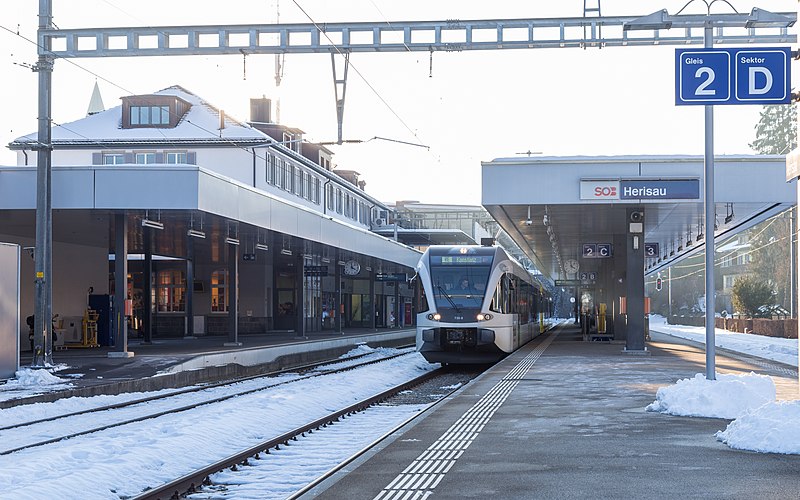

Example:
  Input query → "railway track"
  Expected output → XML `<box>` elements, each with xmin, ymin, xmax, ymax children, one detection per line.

<box><xmin>0</xmin><ymin>348</ymin><xmax>472</xmax><ymax>499</ymax></box>
<box><xmin>0</xmin><ymin>347</ymin><xmax>414</xmax><ymax>456</ymax></box>
<box><xmin>132</xmin><ymin>367</ymin><xmax>476</xmax><ymax>500</ymax></box>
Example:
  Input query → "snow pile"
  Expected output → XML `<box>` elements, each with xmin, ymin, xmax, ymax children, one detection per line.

<box><xmin>0</xmin><ymin>367</ymin><xmax>74</xmax><ymax>402</ymax></box>
<box><xmin>716</xmin><ymin>400</ymin><xmax>800</xmax><ymax>454</ymax></box>
<box><xmin>646</xmin><ymin>372</ymin><xmax>776</xmax><ymax>419</ymax></box>
<box><xmin>647</xmin><ymin>372</ymin><xmax>800</xmax><ymax>454</ymax></box>
<box><xmin>3</xmin><ymin>368</ymin><xmax>72</xmax><ymax>389</ymax></box>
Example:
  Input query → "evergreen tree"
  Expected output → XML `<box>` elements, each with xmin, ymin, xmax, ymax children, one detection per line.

<box><xmin>731</xmin><ymin>275</ymin><xmax>774</xmax><ymax>318</ymax></box>
<box><xmin>749</xmin><ymin>104</ymin><xmax>797</xmax><ymax>154</ymax></box>
<box><xmin>746</xmin><ymin>104</ymin><xmax>796</xmax><ymax>314</ymax></box>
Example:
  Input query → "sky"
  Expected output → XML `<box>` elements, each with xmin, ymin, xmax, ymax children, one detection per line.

<box><xmin>1</xmin><ymin>1</ymin><xmax>798</xmax><ymax>205</ymax></box>
<box><xmin>0</xmin><ymin>321</ymin><xmax>798</xmax><ymax>498</ymax></box>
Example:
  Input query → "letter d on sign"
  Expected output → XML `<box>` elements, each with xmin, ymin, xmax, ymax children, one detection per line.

<box><xmin>749</xmin><ymin>67</ymin><xmax>773</xmax><ymax>95</ymax></box>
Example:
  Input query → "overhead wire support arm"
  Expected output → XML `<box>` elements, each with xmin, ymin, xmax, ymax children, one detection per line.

<box><xmin>331</xmin><ymin>52</ymin><xmax>350</xmax><ymax>145</ymax></box>
<box><xmin>39</xmin><ymin>13</ymin><xmax>796</xmax><ymax>59</ymax></box>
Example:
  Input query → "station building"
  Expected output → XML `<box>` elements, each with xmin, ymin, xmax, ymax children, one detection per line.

<box><xmin>3</xmin><ymin>85</ymin><xmax>419</xmax><ymax>350</ymax></box>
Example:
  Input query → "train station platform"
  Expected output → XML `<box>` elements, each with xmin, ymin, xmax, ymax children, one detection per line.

<box><xmin>2</xmin><ymin>327</ymin><xmax>415</xmax><ymax>409</ymax></box>
<box><xmin>311</xmin><ymin>322</ymin><xmax>800</xmax><ymax>499</ymax></box>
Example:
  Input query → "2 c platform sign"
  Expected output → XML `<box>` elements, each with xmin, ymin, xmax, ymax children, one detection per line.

<box><xmin>675</xmin><ymin>47</ymin><xmax>790</xmax><ymax>106</ymax></box>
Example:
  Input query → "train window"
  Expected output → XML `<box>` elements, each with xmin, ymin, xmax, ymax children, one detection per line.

<box><xmin>415</xmin><ymin>277</ymin><xmax>429</xmax><ymax>313</ymax></box>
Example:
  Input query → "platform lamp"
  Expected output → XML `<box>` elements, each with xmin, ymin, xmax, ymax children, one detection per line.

<box><xmin>724</xmin><ymin>203</ymin><xmax>735</xmax><ymax>224</ymax></box>
<box><xmin>187</xmin><ymin>213</ymin><xmax>205</xmax><ymax>239</ymax></box>
<box><xmin>225</xmin><ymin>222</ymin><xmax>239</xmax><ymax>246</ymax></box>
<box><xmin>141</xmin><ymin>211</ymin><xmax>164</xmax><ymax>230</ymax></box>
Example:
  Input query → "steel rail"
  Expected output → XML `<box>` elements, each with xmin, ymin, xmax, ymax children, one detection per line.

<box><xmin>131</xmin><ymin>368</ymin><xmax>445</xmax><ymax>500</ymax></box>
<box><xmin>286</xmin><ymin>377</ymin><xmax>465</xmax><ymax>500</ymax></box>
<box><xmin>0</xmin><ymin>346</ymin><xmax>412</xmax><ymax>433</ymax></box>
<box><xmin>0</xmin><ymin>349</ymin><xmax>415</xmax><ymax>456</ymax></box>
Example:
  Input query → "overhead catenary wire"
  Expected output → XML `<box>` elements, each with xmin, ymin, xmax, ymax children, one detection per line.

<box><xmin>1</xmin><ymin>0</ymin><xmax>433</xmax><ymax>163</ymax></box>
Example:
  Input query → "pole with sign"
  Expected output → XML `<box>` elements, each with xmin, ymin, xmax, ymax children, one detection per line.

<box><xmin>625</xmin><ymin>8</ymin><xmax>794</xmax><ymax>380</ymax></box>
<box><xmin>675</xmin><ymin>40</ymin><xmax>791</xmax><ymax>380</ymax></box>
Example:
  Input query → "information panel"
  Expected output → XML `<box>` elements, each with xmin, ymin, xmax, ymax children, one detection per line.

<box><xmin>675</xmin><ymin>47</ymin><xmax>790</xmax><ymax>105</ymax></box>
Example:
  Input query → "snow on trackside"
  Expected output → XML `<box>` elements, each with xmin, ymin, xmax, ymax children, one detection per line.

<box><xmin>0</xmin><ymin>353</ymin><xmax>437</xmax><ymax>499</ymax></box>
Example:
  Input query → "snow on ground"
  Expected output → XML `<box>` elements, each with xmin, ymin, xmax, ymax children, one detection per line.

<box><xmin>648</xmin><ymin>315</ymin><xmax>800</xmax><ymax>455</ymax></box>
<box><xmin>0</xmin><ymin>366</ymin><xmax>74</xmax><ymax>401</ymax></box>
<box><xmin>0</xmin><ymin>348</ymin><xmax>436</xmax><ymax>500</ymax></box>
<box><xmin>649</xmin><ymin>314</ymin><xmax>798</xmax><ymax>367</ymax></box>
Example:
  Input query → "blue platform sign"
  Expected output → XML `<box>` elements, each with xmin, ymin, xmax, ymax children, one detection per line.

<box><xmin>619</xmin><ymin>179</ymin><xmax>700</xmax><ymax>200</ymax></box>
<box><xmin>675</xmin><ymin>47</ymin><xmax>790</xmax><ymax>105</ymax></box>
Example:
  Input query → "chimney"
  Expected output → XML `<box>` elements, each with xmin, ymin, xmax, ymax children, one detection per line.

<box><xmin>250</xmin><ymin>96</ymin><xmax>272</xmax><ymax>124</ymax></box>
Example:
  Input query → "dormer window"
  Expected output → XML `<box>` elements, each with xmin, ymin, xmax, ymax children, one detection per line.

<box><xmin>131</xmin><ymin>106</ymin><xmax>169</xmax><ymax>126</ymax></box>
<box><xmin>122</xmin><ymin>94</ymin><xmax>191</xmax><ymax>129</ymax></box>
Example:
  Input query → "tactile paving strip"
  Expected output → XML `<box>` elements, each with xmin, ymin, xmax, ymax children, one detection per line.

<box><xmin>374</xmin><ymin>332</ymin><xmax>558</xmax><ymax>499</ymax></box>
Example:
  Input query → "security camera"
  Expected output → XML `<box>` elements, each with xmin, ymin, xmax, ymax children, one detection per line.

<box><xmin>525</xmin><ymin>218</ymin><xmax>533</xmax><ymax>226</ymax></box>
<box><xmin>23</xmin><ymin>246</ymin><xmax>34</xmax><ymax>260</ymax></box>
<box><xmin>630</xmin><ymin>211</ymin><xmax>643</xmax><ymax>223</ymax></box>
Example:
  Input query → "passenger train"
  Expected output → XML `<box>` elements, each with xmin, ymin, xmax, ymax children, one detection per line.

<box><xmin>415</xmin><ymin>244</ymin><xmax>553</xmax><ymax>364</ymax></box>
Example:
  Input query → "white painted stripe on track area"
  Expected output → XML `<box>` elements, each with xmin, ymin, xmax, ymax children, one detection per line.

<box><xmin>374</xmin><ymin>332</ymin><xmax>559</xmax><ymax>500</ymax></box>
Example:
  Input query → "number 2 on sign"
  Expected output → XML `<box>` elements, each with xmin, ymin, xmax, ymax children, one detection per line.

<box><xmin>695</xmin><ymin>67</ymin><xmax>715</xmax><ymax>96</ymax></box>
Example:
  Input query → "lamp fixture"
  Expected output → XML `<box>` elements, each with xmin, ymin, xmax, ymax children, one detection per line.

<box><xmin>724</xmin><ymin>203</ymin><xmax>734</xmax><ymax>224</ymax></box>
<box><xmin>677</xmin><ymin>237</ymin><xmax>683</xmax><ymax>252</ymax></box>
<box><xmin>686</xmin><ymin>229</ymin><xmax>692</xmax><ymax>247</ymax></box>
<box><xmin>542</xmin><ymin>206</ymin><xmax>550</xmax><ymax>226</ymax></box>
<box><xmin>187</xmin><ymin>213</ymin><xmax>205</xmax><ymax>239</ymax></box>
<box><xmin>281</xmin><ymin>248</ymin><xmax>293</xmax><ymax>256</ymax></box>
<box><xmin>255</xmin><ymin>243</ymin><xmax>269</xmax><ymax>251</ymax></box>
<box><xmin>142</xmin><ymin>218</ymin><xmax>164</xmax><ymax>230</ymax></box>
<box><xmin>525</xmin><ymin>206</ymin><xmax>533</xmax><ymax>226</ymax></box>
<box><xmin>225</xmin><ymin>237</ymin><xmax>240</xmax><ymax>246</ymax></box>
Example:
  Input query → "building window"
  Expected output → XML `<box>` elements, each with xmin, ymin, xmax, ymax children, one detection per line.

<box><xmin>211</xmin><ymin>269</ymin><xmax>228</xmax><ymax>313</ymax></box>
<box><xmin>156</xmin><ymin>269</ymin><xmax>185</xmax><ymax>312</ymax></box>
<box><xmin>103</xmin><ymin>153</ymin><xmax>125</xmax><ymax>165</ymax></box>
<box><xmin>285</xmin><ymin>164</ymin><xmax>294</xmax><ymax>192</ymax></box>
<box><xmin>265</xmin><ymin>154</ymin><xmax>272</xmax><ymax>184</ymax></box>
<box><xmin>136</xmin><ymin>152</ymin><xmax>156</xmax><ymax>164</ymax></box>
<box><xmin>336</xmin><ymin>189</ymin><xmax>343</xmax><ymax>214</ymax></box>
<box><xmin>275</xmin><ymin>159</ymin><xmax>284</xmax><ymax>189</ymax></box>
<box><xmin>166</xmin><ymin>151</ymin><xmax>187</xmax><ymax>164</ymax></box>
<box><xmin>313</xmin><ymin>177</ymin><xmax>320</xmax><ymax>204</ymax></box>
<box><xmin>297</xmin><ymin>170</ymin><xmax>305</xmax><ymax>198</ymax></box>
<box><xmin>327</xmin><ymin>184</ymin><xmax>335</xmax><ymax>210</ymax></box>
<box><xmin>130</xmin><ymin>105</ymin><xmax>170</xmax><ymax>126</ymax></box>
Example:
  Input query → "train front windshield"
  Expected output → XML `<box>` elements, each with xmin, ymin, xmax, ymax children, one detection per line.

<box><xmin>428</xmin><ymin>253</ymin><xmax>493</xmax><ymax>310</ymax></box>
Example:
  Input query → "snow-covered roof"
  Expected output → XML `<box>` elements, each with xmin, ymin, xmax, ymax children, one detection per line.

<box><xmin>9</xmin><ymin>85</ymin><xmax>270</xmax><ymax>149</ymax></box>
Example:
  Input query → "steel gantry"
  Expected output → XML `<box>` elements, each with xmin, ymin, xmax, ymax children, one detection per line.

<box><xmin>28</xmin><ymin>4</ymin><xmax>798</xmax><ymax>364</ymax></box>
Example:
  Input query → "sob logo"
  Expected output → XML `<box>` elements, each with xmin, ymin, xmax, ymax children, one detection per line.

<box><xmin>580</xmin><ymin>180</ymin><xmax>621</xmax><ymax>200</ymax></box>
<box><xmin>594</xmin><ymin>186</ymin><xmax>617</xmax><ymax>198</ymax></box>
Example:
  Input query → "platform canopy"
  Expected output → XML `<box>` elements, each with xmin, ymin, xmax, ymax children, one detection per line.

<box><xmin>482</xmin><ymin>155</ymin><xmax>795</xmax><ymax>283</ymax></box>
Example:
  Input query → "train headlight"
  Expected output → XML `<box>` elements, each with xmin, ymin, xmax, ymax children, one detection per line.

<box><xmin>476</xmin><ymin>313</ymin><xmax>493</xmax><ymax>321</ymax></box>
<box><xmin>427</xmin><ymin>313</ymin><xmax>441</xmax><ymax>321</ymax></box>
